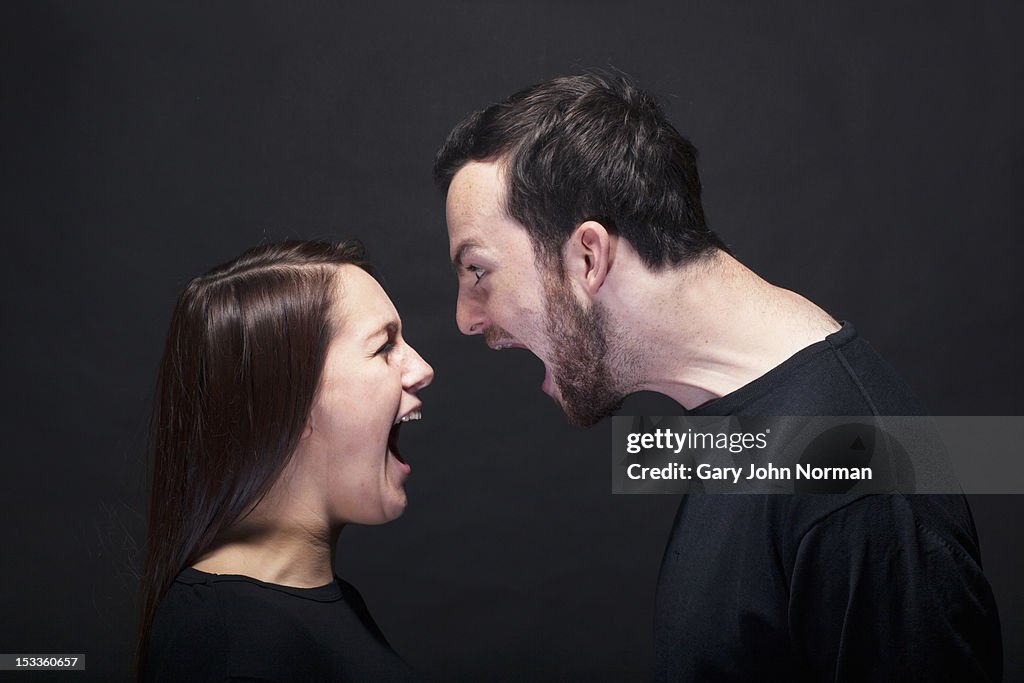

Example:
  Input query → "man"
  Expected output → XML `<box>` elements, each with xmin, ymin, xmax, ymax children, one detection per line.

<box><xmin>434</xmin><ymin>73</ymin><xmax>1002</xmax><ymax>680</ymax></box>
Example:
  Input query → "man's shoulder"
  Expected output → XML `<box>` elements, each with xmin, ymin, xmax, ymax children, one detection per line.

<box><xmin>827</xmin><ymin>325</ymin><xmax>928</xmax><ymax>415</ymax></box>
<box><xmin>752</xmin><ymin>493</ymin><xmax>980</xmax><ymax>577</ymax></box>
<box><xmin>705</xmin><ymin>322</ymin><xmax>928</xmax><ymax>416</ymax></box>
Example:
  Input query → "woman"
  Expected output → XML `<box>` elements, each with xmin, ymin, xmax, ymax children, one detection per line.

<box><xmin>137</xmin><ymin>240</ymin><xmax>432</xmax><ymax>681</ymax></box>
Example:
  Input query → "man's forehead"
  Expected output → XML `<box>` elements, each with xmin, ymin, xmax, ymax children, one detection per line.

<box><xmin>447</xmin><ymin>161</ymin><xmax>506</xmax><ymax>221</ymax></box>
<box><xmin>446</xmin><ymin>165</ymin><xmax>496</xmax><ymax>258</ymax></box>
<box><xmin>446</xmin><ymin>161</ymin><xmax>546</xmax><ymax>267</ymax></box>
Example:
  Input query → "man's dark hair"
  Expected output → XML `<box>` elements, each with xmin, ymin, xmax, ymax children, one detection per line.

<box><xmin>434</xmin><ymin>71</ymin><xmax>729</xmax><ymax>269</ymax></box>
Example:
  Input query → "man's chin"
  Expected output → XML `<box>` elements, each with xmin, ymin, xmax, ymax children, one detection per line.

<box><xmin>565</xmin><ymin>410</ymin><xmax>606</xmax><ymax>429</ymax></box>
<box><xmin>550</xmin><ymin>380</ymin><xmax>623</xmax><ymax>428</ymax></box>
<box><xmin>563</xmin><ymin>404</ymin><xmax>618</xmax><ymax>428</ymax></box>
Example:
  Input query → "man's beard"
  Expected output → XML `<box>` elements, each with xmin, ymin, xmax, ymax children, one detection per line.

<box><xmin>542</xmin><ymin>277</ymin><xmax>633</xmax><ymax>427</ymax></box>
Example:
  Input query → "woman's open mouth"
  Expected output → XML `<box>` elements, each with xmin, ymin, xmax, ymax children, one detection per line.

<box><xmin>389</xmin><ymin>408</ymin><xmax>423</xmax><ymax>465</ymax></box>
<box><xmin>388</xmin><ymin>423</ymin><xmax>406</xmax><ymax>464</ymax></box>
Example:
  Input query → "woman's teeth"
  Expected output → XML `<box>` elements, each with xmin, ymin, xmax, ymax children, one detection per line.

<box><xmin>396</xmin><ymin>410</ymin><xmax>422</xmax><ymax>424</ymax></box>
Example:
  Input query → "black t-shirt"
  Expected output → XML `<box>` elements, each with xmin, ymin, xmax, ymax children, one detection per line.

<box><xmin>143</xmin><ymin>567</ymin><xmax>420</xmax><ymax>682</ymax></box>
<box><xmin>654</xmin><ymin>322</ymin><xmax>1003</xmax><ymax>681</ymax></box>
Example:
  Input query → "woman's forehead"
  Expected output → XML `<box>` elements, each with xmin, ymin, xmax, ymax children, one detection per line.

<box><xmin>331</xmin><ymin>265</ymin><xmax>400</xmax><ymax>335</ymax></box>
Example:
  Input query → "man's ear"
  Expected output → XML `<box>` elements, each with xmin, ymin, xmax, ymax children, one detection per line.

<box><xmin>564</xmin><ymin>220</ymin><xmax>615</xmax><ymax>295</ymax></box>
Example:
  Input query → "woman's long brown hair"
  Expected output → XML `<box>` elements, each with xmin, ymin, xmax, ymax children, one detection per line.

<box><xmin>136</xmin><ymin>240</ymin><xmax>371</xmax><ymax>676</ymax></box>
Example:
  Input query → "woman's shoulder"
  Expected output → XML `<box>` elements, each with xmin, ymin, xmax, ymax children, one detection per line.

<box><xmin>145</xmin><ymin>571</ymin><xmax>232</xmax><ymax>680</ymax></box>
<box><xmin>146</xmin><ymin>568</ymin><xmax>419</xmax><ymax>681</ymax></box>
<box><xmin>161</xmin><ymin>567</ymin><xmax>337</xmax><ymax>638</ymax></box>
<box><xmin>146</xmin><ymin>568</ymin><xmax>327</xmax><ymax>680</ymax></box>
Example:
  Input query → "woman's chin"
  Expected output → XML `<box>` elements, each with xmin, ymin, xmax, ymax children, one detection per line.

<box><xmin>381</xmin><ymin>490</ymin><xmax>408</xmax><ymax>523</ymax></box>
<box><xmin>384</xmin><ymin>455</ymin><xmax>410</xmax><ymax>517</ymax></box>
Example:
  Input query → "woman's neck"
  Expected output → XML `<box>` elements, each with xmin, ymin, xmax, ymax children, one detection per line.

<box><xmin>192</xmin><ymin>519</ymin><xmax>340</xmax><ymax>588</ymax></box>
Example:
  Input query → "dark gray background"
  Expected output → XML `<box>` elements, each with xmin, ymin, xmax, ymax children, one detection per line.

<box><xmin>2</xmin><ymin>1</ymin><xmax>1020</xmax><ymax>680</ymax></box>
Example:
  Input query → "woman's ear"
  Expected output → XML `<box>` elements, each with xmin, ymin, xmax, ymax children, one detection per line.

<box><xmin>300</xmin><ymin>418</ymin><xmax>313</xmax><ymax>440</ymax></box>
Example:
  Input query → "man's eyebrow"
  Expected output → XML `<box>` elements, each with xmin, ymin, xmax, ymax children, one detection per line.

<box><xmin>451</xmin><ymin>240</ymin><xmax>482</xmax><ymax>268</ymax></box>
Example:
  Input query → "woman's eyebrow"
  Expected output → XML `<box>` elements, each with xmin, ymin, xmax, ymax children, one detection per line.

<box><xmin>364</xmin><ymin>320</ymin><xmax>399</xmax><ymax>344</ymax></box>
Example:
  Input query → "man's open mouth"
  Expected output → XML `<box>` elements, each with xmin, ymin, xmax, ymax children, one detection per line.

<box><xmin>488</xmin><ymin>340</ymin><xmax>529</xmax><ymax>351</ymax></box>
<box><xmin>486</xmin><ymin>341</ymin><xmax>557</xmax><ymax>396</ymax></box>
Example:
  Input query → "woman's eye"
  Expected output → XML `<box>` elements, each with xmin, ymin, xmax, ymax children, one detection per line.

<box><xmin>376</xmin><ymin>341</ymin><xmax>395</xmax><ymax>357</ymax></box>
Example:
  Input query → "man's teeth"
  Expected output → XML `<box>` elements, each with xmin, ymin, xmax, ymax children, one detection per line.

<box><xmin>396</xmin><ymin>410</ymin><xmax>422</xmax><ymax>424</ymax></box>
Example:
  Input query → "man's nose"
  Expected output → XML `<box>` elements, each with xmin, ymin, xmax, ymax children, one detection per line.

<box><xmin>456</xmin><ymin>286</ymin><xmax>487</xmax><ymax>336</ymax></box>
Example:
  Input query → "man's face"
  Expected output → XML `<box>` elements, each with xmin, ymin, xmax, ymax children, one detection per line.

<box><xmin>445</xmin><ymin>160</ymin><xmax>628</xmax><ymax>426</ymax></box>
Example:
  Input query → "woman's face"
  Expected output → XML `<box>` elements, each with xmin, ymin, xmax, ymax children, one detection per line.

<box><xmin>298</xmin><ymin>265</ymin><xmax>434</xmax><ymax>526</ymax></box>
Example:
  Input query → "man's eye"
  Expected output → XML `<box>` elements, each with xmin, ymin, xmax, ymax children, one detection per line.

<box><xmin>467</xmin><ymin>265</ymin><xmax>486</xmax><ymax>284</ymax></box>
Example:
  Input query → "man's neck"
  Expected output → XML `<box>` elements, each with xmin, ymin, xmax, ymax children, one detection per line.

<box><xmin>605</xmin><ymin>250</ymin><xmax>840</xmax><ymax>410</ymax></box>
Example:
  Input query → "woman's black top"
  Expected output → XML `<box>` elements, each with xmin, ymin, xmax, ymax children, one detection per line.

<box><xmin>143</xmin><ymin>567</ymin><xmax>419</xmax><ymax>682</ymax></box>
